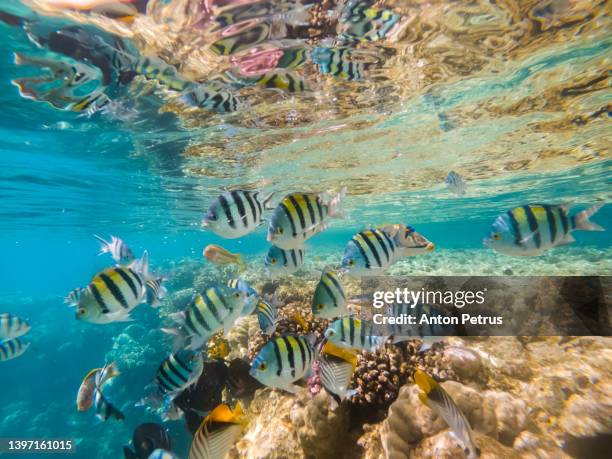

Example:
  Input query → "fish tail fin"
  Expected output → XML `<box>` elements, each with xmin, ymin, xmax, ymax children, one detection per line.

<box><xmin>93</xmin><ymin>234</ymin><xmax>111</xmax><ymax>255</ymax></box>
<box><xmin>262</xmin><ymin>191</ymin><xmax>276</xmax><ymax>210</ymax></box>
<box><xmin>132</xmin><ymin>250</ymin><xmax>153</xmax><ymax>281</ymax></box>
<box><xmin>327</xmin><ymin>186</ymin><xmax>347</xmax><ymax>218</ymax></box>
<box><xmin>572</xmin><ymin>204</ymin><xmax>604</xmax><ymax>231</ymax></box>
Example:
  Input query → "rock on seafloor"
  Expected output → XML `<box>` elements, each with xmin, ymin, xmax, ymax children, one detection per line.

<box><xmin>232</xmin><ymin>389</ymin><xmax>350</xmax><ymax>459</ymax></box>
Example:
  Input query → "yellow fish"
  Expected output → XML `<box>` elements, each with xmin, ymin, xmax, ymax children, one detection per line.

<box><xmin>189</xmin><ymin>403</ymin><xmax>247</xmax><ymax>459</ymax></box>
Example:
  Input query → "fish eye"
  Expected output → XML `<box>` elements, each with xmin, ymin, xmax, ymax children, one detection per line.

<box><xmin>271</xmin><ymin>257</ymin><xmax>277</xmax><ymax>264</ymax></box>
<box><xmin>492</xmin><ymin>233</ymin><xmax>501</xmax><ymax>240</ymax></box>
<box><xmin>327</xmin><ymin>329</ymin><xmax>335</xmax><ymax>336</ymax></box>
<box><xmin>206</xmin><ymin>209</ymin><xmax>217</xmax><ymax>221</ymax></box>
<box><xmin>317</xmin><ymin>303</ymin><xmax>324</xmax><ymax>310</ymax></box>
<box><xmin>258</xmin><ymin>362</ymin><xmax>267</xmax><ymax>371</ymax></box>
<box><xmin>276</xmin><ymin>227</ymin><xmax>284</xmax><ymax>234</ymax></box>
<box><xmin>77</xmin><ymin>308</ymin><xmax>85</xmax><ymax>316</ymax></box>
<box><xmin>349</xmin><ymin>259</ymin><xmax>355</xmax><ymax>266</ymax></box>
<box><xmin>234</xmin><ymin>292</ymin><xmax>240</xmax><ymax>298</ymax></box>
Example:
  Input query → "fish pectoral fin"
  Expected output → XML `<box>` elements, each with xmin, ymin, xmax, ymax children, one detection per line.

<box><xmin>556</xmin><ymin>234</ymin><xmax>576</xmax><ymax>246</ymax></box>
<box><xmin>518</xmin><ymin>230</ymin><xmax>540</xmax><ymax>245</ymax></box>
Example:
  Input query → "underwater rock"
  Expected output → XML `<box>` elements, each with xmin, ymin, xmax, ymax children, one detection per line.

<box><xmin>236</xmin><ymin>388</ymin><xmax>349</xmax><ymax>459</ymax></box>
<box><xmin>442</xmin><ymin>346</ymin><xmax>483</xmax><ymax>382</ymax></box>
<box><xmin>482</xmin><ymin>390</ymin><xmax>529</xmax><ymax>445</ymax></box>
<box><xmin>226</xmin><ymin>315</ymin><xmax>258</xmax><ymax>360</ymax></box>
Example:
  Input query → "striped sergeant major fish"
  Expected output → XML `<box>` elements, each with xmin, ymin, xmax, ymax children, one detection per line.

<box><xmin>338</xmin><ymin>0</ymin><xmax>401</xmax><ymax>42</ymax></box>
<box><xmin>164</xmin><ymin>285</ymin><xmax>250</xmax><ymax>350</ymax></box>
<box><xmin>379</xmin><ymin>302</ymin><xmax>453</xmax><ymax>352</ymax></box>
<box><xmin>484</xmin><ymin>204</ymin><xmax>604</xmax><ymax>256</ymax></box>
<box><xmin>414</xmin><ymin>370</ymin><xmax>481</xmax><ymax>459</ymax></box>
<box><xmin>189</xmin><ymin>403</ymin><xmax>246</xmax><ymax>459</ymax></box>
<box><xmin>146</xmin><ymin>277</ymin><xmax>168</xmax><ymax>308</ymax></box>
<box><xmin>257</xmin><ymin>299</ymin><xmax>278</xmax><ymax>335</ymax></box>
<box><xmin>180</xmin><ymin>83</ymin><xmax>243</xmax><ymax>113</ymax></box>
<box><xmin>310</xmin><ymin>47</ymin><xmax>368</xmax><ymax>81</ymax></box>
<box><xmin>267</xmin><ymin>188</ymin><xmax>346</xmax><ymax>249</ymax></box>
<box><xmin>212</xmin><ymin>1</ymin><xmax>313</xmax><ymax>29</ymax></box>
<box><xmin>445</xmin><ymin>171</ymin><xmax>467</xmax><ymax>196</ymax></box>
<box><xmin>0</xmin><ymin>337</ymin><xmax>30</xmax><ymax>362</ymax></box>
<box><xmin>148</xmin><ymin>449</ymin><xmax>179</xmax><ymax>459</ymax></box>
<box><xmin>155</xmin><ymin>349</ymin><xmax>204</xmax><ymax>398</ymax></box>
<box><xmin>203</xmin><ymin>190</ymin><xmax>275</xmax><ymax>238</ymax></box>
<box><xmin>249</xmin><ymin>334</ymin><xmax>315</xmax><ymax>393</ymax></box>
<box><xmin>318</xmin><ymin>341</ymin><xmax>358</xmax><ymax>408</ymax></box>
<box><xmin>311</xmin><ymin>270</ymin><xmax>348</xmax><ymax>319</ymax></box>
<box><xmin>0</xmin><ymin>313</ymin><xmax>31</xmax><ymax>340</ymax></box>
<box><xmin>227</xmin><ymin>278</ymin><xmax>259</xmax><ymax>315</ymax></box>
<box><xmin>324</xmin><ymin>317</ymin><xmax>386</xmax><ymax>352</ymax></box>
<box><xmin>73</xmin><ymin>252</ymin><xmax>154</xmax><ymax>324</ymax></box>
<box><xmin>94</xmin><ymin>234</ymin><xmax>135</xmax><ymax>265</ymax></box>
<box><xmin>94</xmin><ymin>387</ymin><xmax>125</xmax><ymax>421</ymax></box>
<box><xmin>265</xmin><ymin>245</ymin><xmax>304</xmax><ymax>277</ymax></box>
<box><xmin>210</xmin><ymin>23</ymin><xmax>272</xmax><ymax>56</ymax></box>
<box><xmin>277</xmin><ymin>46</ymin><xmax>310</xmax><ymax>70</ymax></box>
<box><xmin>342</xmin><ymin>225</ymin><xmax>435</xmax><ymax>277</ymax></box>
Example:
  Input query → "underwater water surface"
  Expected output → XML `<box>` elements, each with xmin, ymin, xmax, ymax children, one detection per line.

<box><xmin>0</xmin><ymin>1</ymin><xmax>610</xmax><ymax>458</ymax></box>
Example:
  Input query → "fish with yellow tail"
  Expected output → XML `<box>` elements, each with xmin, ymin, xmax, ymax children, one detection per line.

<box><xmin>189</xmin><ymin>403</ymin><xmax>247</xmax><ymax>459</ymax></box>
<box><xmin>267</xmin><ymin>188</ymin><xmax>347</xmax><ymax>250</ymax></box>
<box><xmin>203</xmin><ymin>244</ymin><xmax>245</xmax><ymax>267</ymax></box>
<box><xmin>318</xmin><ymin>342</ymin><xmax>357</xmax><ymax>408</ymax></box>
<box><xmin>72</xmin><ymin>251</ymin><xmax>155</xmax><ymax>324</ymax></box>
<box><xmin>342</xmin><ymin>225</ymin><xmax>434</xmax><ymax>277</ymax></box>
<box><xmin>414</xmin><ymin>370</ymin><xmax>480</xmax><ymax>459</ymax></box>
<box><xmin>250</xmin><ymin>334</ymin><xmax>315</xmax><ymax>394</ymax></box>
<box><xmin>76</xmin><ymin>361</ymin><xmax>120</xmax><ymax>411</ymax></box>
<box><xmin>484</xmin><ymin>203</ymin><xmax>604</xmax><ymax>256</ymax></box>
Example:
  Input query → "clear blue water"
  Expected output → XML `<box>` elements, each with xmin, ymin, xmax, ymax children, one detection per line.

<box><xmin>0</xmin><ymin>1</ymin><xmax>610</xmax><ymax>458</ymax></box>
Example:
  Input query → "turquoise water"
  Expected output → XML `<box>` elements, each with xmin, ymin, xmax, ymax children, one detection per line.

<box><xmin>0</xmin><ymin>1</ymin><xmax>610</xmax><ymax>458</ymax></box>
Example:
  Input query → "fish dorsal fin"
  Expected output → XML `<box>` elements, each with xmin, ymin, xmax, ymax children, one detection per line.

<box><xmin>322</xmin><ymin>342</ymin><xmax>357</xmax><ymax>370</ymax></box>
<box><xmin>81</xmin><ymin>367</ymin><xmax>102</xmax><ymax>385</ymax></box>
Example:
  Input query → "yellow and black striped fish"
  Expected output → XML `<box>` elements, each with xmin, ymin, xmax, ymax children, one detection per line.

<box><xmin>253</xmin><ymin>71</ymin><xmax>308</xmax><ymax>92</ymax></box>
<box><xmin>277</xmin><ymin>46</ymin><xmax>310</xmax><ymax>70</ymax></box>
<box><xmin>339</xmin><ymin>0</ymin><xmax>401</xmax><ymax>42</ymax></box>
<box><xmin>0</xmin><ymin>313</ymin><xmax>31</xmax><ymax>340</ymax></box>
<box><xmin>189</xmin><ymin>403</ymin><xmax>246</xmax><ymax>459</ymax></box>
<box><xmin>74</xmin><ymin>253</ymin><xmax>151</xmax><ymax>324</ymax></box>
<box><xmin>264</xmin><ymin>245</ymin><xmax>305</xmax><ymax>277</ymax></box>
<box><xmin>257</xmin><ymin>299</ymin><xmax>278</xmax><ymax>335</ymax></box>
<box><xmin>134</xmin><ymin>56</ymin><xmax>192</xmax><ymax>92</ymax></box>
<box><xmin>267</xmin><ymin>188</ymin><xmax>346</xmax><ymax>249</ymax></box>
<box><xmin>180</xmin><ymin>83</ymin><xmax>243</xmax><ymax>113</ymax></box>
<box><xmin>155</xmin><ymin>348</ymin><xmax>204</xmax><ymax>396</ymax></box>
<box><xmin>249</xmin><ymin>334</ymin><xmax>315</xmax><ymax>393</ymax></box>
<box><xmin>485</xmin><ymin>203</ymin><xmax>604</xmax><ymax>256</ymax></box>
<box><xmin>324</xmin><ymin>317</ymin><xmax>385</xmax><ymax>352</ymax></box>
<box><xmin>341</xmin><ymin>228</ymin><xmax>400</xmax><ymax>275</ymax></box>
<box><xmin>0</xmin><ymin>337</ymin><xmax>30</xmax><ymax>362</ymax></box>
<box><xmin>311</xmin><ymin>270</ymin><xmax>347</xmax><ymax>319</ymax></box>
<box><xmin>166</xmin><ymin>285</ymin><xmax>248</xmax><ymax>349</ymax></box>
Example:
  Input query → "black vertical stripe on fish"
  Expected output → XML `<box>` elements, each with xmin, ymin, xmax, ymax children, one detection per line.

<box><xmin>370</xmin><ymin>230</ymin><xmax>390</xmax><ymax>262</ymax></box>
<box><xmin>99</xmin><ymin>273</ymin><xmax>129</xmax><ymax>308</ymax></box>
<box><xmin>158</xmin><ymin>365</ymin><xmax>183</xmax><ymax>390</ymax></box>
<box><xmin>254</xmin><ymin>192</ymin><xmax>263</xmax><ymax>217</ymax></box>
<box><xmin>524</xmin><ymin>205</ymin><xmax>541</xmax><ymax>249</ymax></box>
<box><xmin>315</xmin><ymin>198</ymin><xmax>325</xmax><ymax>221</ymax></box>
<box><xmin>7</xmin><ymin>339</ymin><xmax>15</xmax><ymax>355</ymax></box>
<box><xmin>362</xmin><ymin>233</ymin><xmax>383</xmax><ymax>267</ymax></box>
<box><xmin>243</xmin><ymin>192</ymin><xmax>258</xmax><ymax>224</ymax></box>
<box><xmin>280</xmin><ymin>202</ymin><xmax>298</xmax><ymax>237</ymax></box>
<box><xmin>191</xmin><ymin>303</ymin><xmax>212</xmax><ymax>332</ymax></box>
<box><xmin>349</xmin><ymin>318</ymin><xmax>355</xmax><ymax>346</ymax></box>
<box><xmin>283</xmin><ymin>336</ymin><xmax>296</xmax><ymax>378</ymax></box>
<box><xmin>280</xmin><ymin>248</ymin><xmax>288</xmax><ymax>267</ymax></box>
<box><xmin>560</xmin><ymin>208</ymin><xmax>569</xmax><ymax>234</ymax></box>
<box><xmin>304</xmin><ymin>195</ymin><xmax>317</xmax><ymax>226</ymax></box>
<box><xmin>327</xmin><ymin>273</ymin><xmax>345</xmax><ymax>300</ymax></box>
<box><xmin>114</xmin><ymin>268</ymin><xmax>138</xmax><ymax>299</ymax></box>
<box><xmin>166</xmin><ymin>360</ymin><xmax>188</xmax><ymax>386</ymax></box>
<box><xmin>173</xmin><ymin>354</ymin><xmax>192</xmax><ymax>374</ymax></box>
<box><xmin>290</xmin><ymin>249</ymin><xmax>297</xmax><ymax>267</ymax></box>
<box><xmin>219</xmin><ymin>194</ymin><xmax>236</xmax><ymax>229</ymax></box>
<box><xmin>90</xmin><ymin>284</ymin><xmax>110</xmax><ymax>314</ymax></box>
<box><xmin>352</xmin><ymin>235</ymin><xmax>371</xmax><ymax>269</ymax></box>
<box><xmin>272</xmin><ymin>339</ymin><xmax>283</xmax><ymax>377</ymax></box>
<box><xmin>203</xmin><ymin>290</ymin><xmax>222</xmax><ymax>323</ymax></box>
<box><xmin>507</xmin><ymin>210</ymin><xmax>523</xmax><ymax>246</ymax></box>
<box><xmin>231</xmin><ymin>191</ymin><xmax>249</xmax><ymax>228</ymax></box>
<box><xmin>340</xmin><ymin>319</ymin><xmax>346</xmax><ymax>342</ymax></box>
<box><xmin>545</xmin><ymin>205</ymin><xmax>557</xmax><ymax>243</ymax></box>
<box><xmin>321</xmin><ymin>281</ymin><xmax>338</xmax><ymax>307</ymax></box>
<box><xmin>295</xmin><ymin>336</ymin><xmax>307</xmax><ymax>372</ymax></box>
<box><xmin>360</xmin><ymin>320</ymin><xmax>366</xmax><ymax>347</ymax></box>
<box><xmin>380</xmin><ymin>230</ymin><xmax>395</xmax><ymax>252</ymax></box>
<box><xmin>288</xmin><ymin>195</ymin><xmax>307</xmax><ymax>232</ymax></box>
<box><xmin>127</xmin><ymin>268</ymin><xmax>143</xmax><ymax>288</ymax></box>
